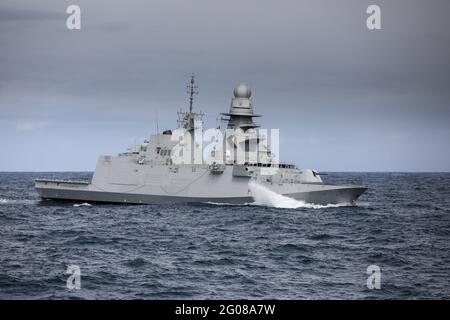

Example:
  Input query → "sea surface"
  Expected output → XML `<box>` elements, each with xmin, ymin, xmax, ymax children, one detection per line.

<box><xmin>0</xmin><ymin>172</ymin><xmax>449</xmax><ymax>299</ymax></box>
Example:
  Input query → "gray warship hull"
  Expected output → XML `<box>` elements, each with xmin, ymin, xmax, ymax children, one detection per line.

<box><xmin>35</xmin><ymin>183</ymin><xmax>366</xmax><ymax>205</ymax></box>
<box><xmin>35</xmin><ymin>161</ymin><xmax>366</xmax><ymax>205</ymax></box>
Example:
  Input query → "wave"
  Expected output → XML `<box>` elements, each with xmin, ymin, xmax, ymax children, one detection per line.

<box><xmin>0</xmin><ymin>198</ymin><xmax>38</xmax><ymax>205</ymax></box>
<box><xmin>203</xmin><ymin>202</ymin><xmax>253</xmax><ymax>206</ymax></box>
<box><xmin>73</xmin><ymin>203</ymin><xmax>92</xmax><ymax>207</ymax></box>
<box><xmin>248</xmin><ymin>181</ymin><xmax>352</xmax><ymax>209</ymax></box>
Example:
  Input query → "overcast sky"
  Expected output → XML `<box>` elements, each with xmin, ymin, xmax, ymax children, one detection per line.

<box><xmin>1</xmin><ymin>0</ymin><xmax>449</xmax><ymax>171</ymax></box>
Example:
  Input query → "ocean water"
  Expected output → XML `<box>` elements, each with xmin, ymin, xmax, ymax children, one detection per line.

<box><xmin>0</xmin><ymin>172</ymin><xmax>449</xmax><ymax>299</ymax></box>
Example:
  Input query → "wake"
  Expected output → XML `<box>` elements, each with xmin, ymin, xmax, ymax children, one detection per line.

<box><xmin>248</xmin><ymin>181</ymin><xmax>352</xmax><ymax>209</ymax></box>
<box><xmin>0</xmin><ymin>198</ymin><xmax>39</xmax><ymax>205</ymax></box>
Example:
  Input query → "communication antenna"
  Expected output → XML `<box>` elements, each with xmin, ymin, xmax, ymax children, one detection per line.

<box><xmin>156</xmin><ymin>110</ymin><xmax>159</xmax><ymax>134</ymax></box>
<box><xmin>156</xmin><ymin>110</ymin><xmax>159</xmax><ymax>145</ymax></box>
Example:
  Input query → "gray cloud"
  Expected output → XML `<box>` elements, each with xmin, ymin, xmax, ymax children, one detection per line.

<box><xmin>96</xmin><ymin>21</ymin><xmax>131</xmax><ymax>33</ymax></box>
<box><xmin>0</xmin><ymin>0</ymin><xmax>449</xmax><ymax>171</ymax></box>
<box><xmin>0</xmin><ymin>6</ymin><xmax>62</xmax><ymax>21</ymax></box>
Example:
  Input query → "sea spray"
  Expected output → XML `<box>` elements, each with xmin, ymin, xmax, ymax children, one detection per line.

<box><xmin>248</xmin><ymin>181</ymin><xmax>352</xmax><ymax>209</ymax></box>
<box><xmin>73</xmin><ymin>203</ymin><xmax>92</xmax><ymax>207</ymax></box>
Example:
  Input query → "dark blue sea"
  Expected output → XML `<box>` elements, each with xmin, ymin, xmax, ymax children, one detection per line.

<box><xmin>0</xmin><ymin>172</ymin><xmax>449</xmax><ymax>299</ymax></box>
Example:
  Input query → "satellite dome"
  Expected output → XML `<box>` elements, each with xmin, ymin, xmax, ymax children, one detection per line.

<box><xmin>233</xmin><ymin>84</ymin><xmax>252</xmax><ymax>98</ymax></box>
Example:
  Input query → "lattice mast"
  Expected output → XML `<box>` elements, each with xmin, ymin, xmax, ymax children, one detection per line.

<box><xmin>177</xmin><ymin>74</ymin><xmax>204</xmax><ymax>131</ymax></box>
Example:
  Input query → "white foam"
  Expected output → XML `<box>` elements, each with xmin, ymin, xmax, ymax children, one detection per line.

<box><xmin>204</xmin><ymin>201</ymin><xmax>253</xmax><ymax>206</ymax></box>
<box><xmin>73</xmin><ymin>202</ymin><xmax>92</xmax><ymax>207</ymax></box>
<box><xmin>0</xmin><ymin>198</ymin><xmax>39</xmax><ymax>205</ymax></box>
<box><xmin>248</xmin><ymin>181</ymin><xmax>352</xmax><ymax>209</ymax></box>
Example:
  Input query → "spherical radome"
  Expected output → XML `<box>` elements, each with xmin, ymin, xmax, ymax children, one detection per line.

<box><xmin>233</xmin><ymin>84</ymin><xmax>252</xmax><ymax>98</ymax></box>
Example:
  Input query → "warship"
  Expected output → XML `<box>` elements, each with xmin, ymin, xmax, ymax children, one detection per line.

<box><xmin>35</xmin><ymin>76</ymin><xmax>367</xmax><ymax>205</ymax></box>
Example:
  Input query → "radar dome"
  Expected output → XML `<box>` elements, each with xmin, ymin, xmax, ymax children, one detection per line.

<box><xmin>233</xmin><ymin>84</ymin><xmax>252</xmax><ymax>98</ymax></box>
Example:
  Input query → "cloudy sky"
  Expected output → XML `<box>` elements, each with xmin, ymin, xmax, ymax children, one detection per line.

<box><xmin>1</xmin><ymin>0</ymin><xmax>449</xmax><ymax>171</ymax></box>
